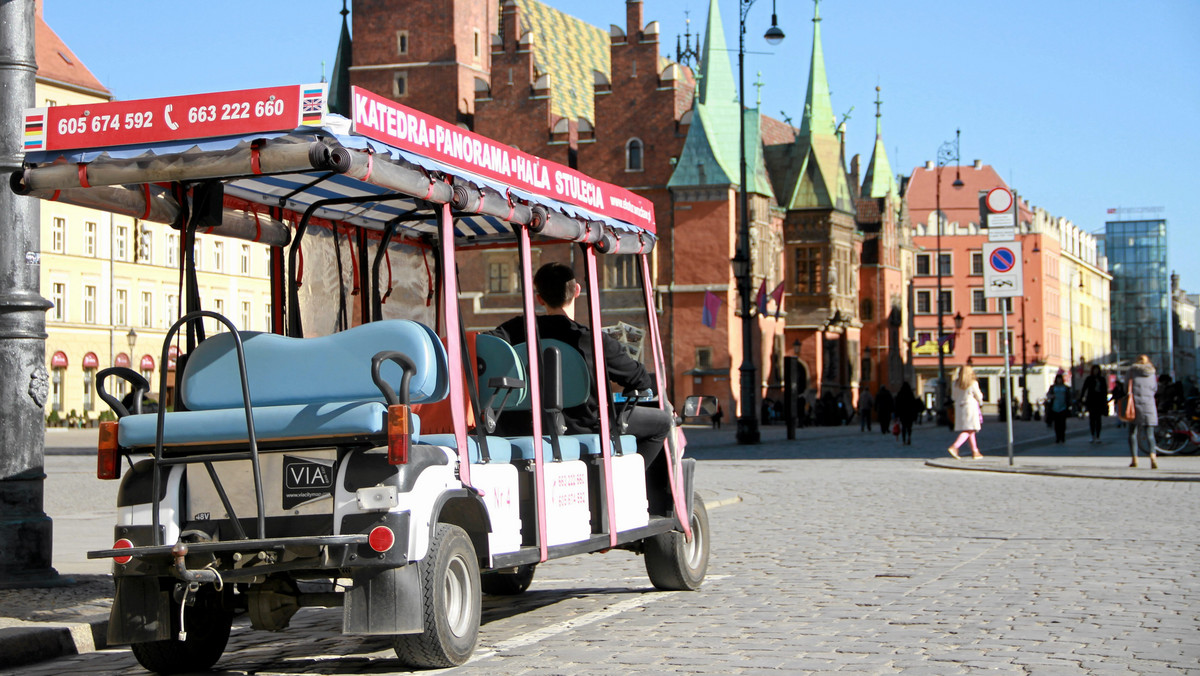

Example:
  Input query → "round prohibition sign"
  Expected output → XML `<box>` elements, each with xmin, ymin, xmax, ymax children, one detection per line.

<box><xmin>989</xmin><ymin>247</ymin><xmax>1016</xmax><ymax>273</ymax></box>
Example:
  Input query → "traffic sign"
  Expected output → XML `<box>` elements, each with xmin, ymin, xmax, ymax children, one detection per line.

<box><xmin>986</xmin><ymin>187</ymin><xmax>1013</xmax><ymax>213</ymax></box>
<box><xmin>983</xmin><ymin>241</ymin><xmax>1023</xmax><ymax>298</ymax></box>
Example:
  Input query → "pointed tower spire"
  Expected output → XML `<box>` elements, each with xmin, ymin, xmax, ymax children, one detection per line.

<box><xmin>862</xmin><ymin>85</ymin><xmax>897</xmax><ymax>198</ymax></box>
<box><xmin>799</xmin><ymin>0</ymin><xmax>835</xmax><ymax>138</ymax></box>
<box><xmin>698</xmin><ymin>0</ymin><xmax>735</xmax><ymax>106</ymax></box>
<box><xmin>329</xmin><ymin>0</ymin><xmax>353</xmax><ymax>117</ymax></box>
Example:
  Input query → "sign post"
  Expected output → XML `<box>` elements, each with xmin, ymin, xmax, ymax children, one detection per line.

<box><xmin>983</xmin><ymin>222</ymin><xmax>1022</xmax><ymax>465</ymax></box>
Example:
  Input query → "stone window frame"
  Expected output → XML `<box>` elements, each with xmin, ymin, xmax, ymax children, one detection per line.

<box><xmin>625</xmin><ymin>138</ymin><xmax>644</xmax><ymax>172</ymax></box>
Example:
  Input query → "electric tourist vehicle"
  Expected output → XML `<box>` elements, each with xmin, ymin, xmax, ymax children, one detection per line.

<box><xmin>12</xmin><ymin>84</ymin><xmax>708</xmax><ymax>672</ymax></box>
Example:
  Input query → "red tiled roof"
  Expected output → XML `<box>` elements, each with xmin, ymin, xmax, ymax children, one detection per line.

<box><xmin>903</xmin><ymin>162</ymin><xmax>1033</xmax><ymax>226</ymax></box>
<box><xmin>35</xmin><ymin>11</ymin><xmax>110</xmax><ymax>97</ymax></box>
<box><xmin>759</xmin><ymin>114</ymin><xmax>798</xmax><ymax>146</ymax></box>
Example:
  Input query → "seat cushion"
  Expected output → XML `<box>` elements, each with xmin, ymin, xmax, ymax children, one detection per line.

<box><xmin>573</xmin><ymin>434</ymin><xmax>636</xmax><ymax>457</ymax></box>
<box><xmin>508</xmin><ymin>436</ymin><xmax>582</xmax><ymax>462</ymax></box>
<box><xmin>421</xmin><ymin>433</ymin><xmax>513</xmax><ymax>464</ymax></box>
<box><xmin>118</xmin><ymin>402</ymin><xmax>422</xmax><ymax>449</ymax></box>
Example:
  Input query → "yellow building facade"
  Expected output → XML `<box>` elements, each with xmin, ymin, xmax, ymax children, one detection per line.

<box><xmin>35</xmin><ymin>10</ymin><xmax>272</xmax><ymax>423</ymax></box>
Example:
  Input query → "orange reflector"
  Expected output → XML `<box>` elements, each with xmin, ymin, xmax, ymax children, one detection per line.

<box><xmin>368</xmin><ymin>526</ymin><xmax>395</xmax><ymax>553</ymax></box>
<box><xmin>387</xmin><ymin>404</ymin><xmax>410</xmax><ymax>465</ymax></box>
<box><xmin>113</xmin><ymin>538</ymin><xmax>134</xmax><ymax>565</ymax></box>
<box><xmin>98</xmin><ymin>421</ymin><xmax>120</xmax><ymax>480</ymax></box>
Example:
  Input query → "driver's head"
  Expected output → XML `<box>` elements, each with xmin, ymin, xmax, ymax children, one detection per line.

<box><xmin>533</xmin><ymin>262</ymin><xmax>579</xmax><ymax>310</ymax></box>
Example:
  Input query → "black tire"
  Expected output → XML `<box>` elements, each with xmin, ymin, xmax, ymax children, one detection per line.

<box><xmin>481</xmin><ymin>564</ymin><xmax>536</xmax><ymax>596</ymax></box>
<box><xmin>130</xmin><ymin>590</ymin><xmax>232</xmax><ymax>675</ymax></box>
<box><xmin>644</xmin><ymin>493</ymin><xmax>709</xmax><ymax>591</ymax></box>
<box><xmin>394</xmin><ymin>523</ymin><xmax>481</xmax><ymax>668</ymax></box>
<box><xmin>1154</xmin><ymin>416</ymin><xmax>1190</xmax><ymax>455</ymax></box>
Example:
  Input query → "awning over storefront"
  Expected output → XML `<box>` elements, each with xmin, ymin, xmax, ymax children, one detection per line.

<box><xmin>167</xmin><ymin>345</ymin><xmax>179</xmax><ymax>371</ymax></box>
<box><xmin>140</xmin><ymin>355</ymin><xmax>156</xmax><ymax>371</ymax></box>
<box><xmin>114</xmin><ymin>353</ymin><xmax>130</xmax><ymax>368</ymax></box>
<box><xmin>82</xmin><ymin>352</ymin><xmax>99</xmax><ymax>369</ymax></box>
<box><xmin>50</xmin><ymin>351</ymin><xmax>68</xmax><ymax>368</ymax></box>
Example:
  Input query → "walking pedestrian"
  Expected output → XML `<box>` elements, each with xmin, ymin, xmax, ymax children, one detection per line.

<box><xmin>1047</xmin><ymin>374</ymin><xmax>1072</xmax><ymax>443</ymax></box>
<box><xmin>858</xmin><ymin>387</ymin><xmax>874</xmax><ymax>432</ymax></box>
<box><xmin>895</xmin><ymin>382</ymin><xmax>920</xmax><ymax>445</ymax></box>
<box><xmin>875</xmin><ymin>386</ymin><xmax>894</xmax><ymax>436</ymax></box>
<box><xmin>947</xmin><ymin>365</ymin><xmax>984</xmax><ymax>459</ymax></box>
<box><xmin>710</xmin><ymin>401</ymin><xmax>723</xmax><ymax>429</ymax></box>
<box><xmin>1081</xmin><ymin>365</ymin><xmax>1108</xmax><ymax>444</ymax></box>
<box><xmin>1125</xmin><ymin>355</ymin><xmax>1159</xmax><ymax>469</ymax></box>
<box><xmin>1110</xmin><ymin>378</ymin><xmax>1126</xmax><ymax>429</ymax></box>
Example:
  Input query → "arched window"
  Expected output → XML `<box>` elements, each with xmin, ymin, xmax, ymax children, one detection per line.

<box><xmin>625</xmin><ymin>138</ymin><xmax>644</xmax><ymax>172</ymax></box>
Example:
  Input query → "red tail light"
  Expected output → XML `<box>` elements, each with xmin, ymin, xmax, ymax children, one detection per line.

<box><xmin>368</xmin><ymin>526</ymin><xmax>395</xmax><ymax>553</ymax></box>
<box><xmin>98</xmin><ymin>421</ymin><xmax>120</xmax><ymax>480</ymax></box>
<box><xmin>113</xmin><ymin>538</ymin><xmax>134</xmax><ymax>564</ymax></box>
<box><xmin>387</xmin><ymin>404</ymin><xmax>410</xmax><ymax>465</ymax></box>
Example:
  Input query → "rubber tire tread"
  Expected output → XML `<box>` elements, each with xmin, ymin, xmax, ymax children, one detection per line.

<box><xmin>129</xmin><ymin>598</ymin><xmax>232</xmax><ymax>675</ymax></box>
<box><xmin>393</xmin><ymin>523</ymin><xmax>481</xmax><ymax>668</ymax></box>
<box><xmin>481</xmin><ymin>564</ymin><xmax>536</xmax><ymax>595</ymax></box>
<box><xmin>644</xmin><ymin>493</ymin><xmax>709</xmax><ymax>591</ymax></box>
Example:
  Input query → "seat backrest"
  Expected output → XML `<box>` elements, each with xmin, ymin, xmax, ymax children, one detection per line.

<box><xmin>508</xmin><ymin>338</ymin><xmax>589</xmax><ymax>411</ymax></box>
<box><xmin>475</xmin><ymin>334</ymin><xmax>527</xmax><ymax>409</ymax></box>
<box><xmin>179</xmin><ymin>319</ymin><xmax>448</xmax><ymax>411</ymax></box>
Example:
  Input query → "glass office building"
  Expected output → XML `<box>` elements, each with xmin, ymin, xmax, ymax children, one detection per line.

<box><xmin>1104</xmin><ymin>219</ymin><xmax>1171</xmax><ymax>372</ymax></box>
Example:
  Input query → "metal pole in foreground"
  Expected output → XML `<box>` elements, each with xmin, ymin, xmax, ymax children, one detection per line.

<box><xmin>734</xmin><ymin>1</ymin><xmax>759</xmax><ymax>444</ymax></box>
<box><xmin>1004</xmin><ymin>308</ymin><xmax>1014</xmax><ymax>465</ymax></box>
<box><xmin>0</xmin><ymin>0</ymin><xmax>64</xmax><ymax>588</ymax></box>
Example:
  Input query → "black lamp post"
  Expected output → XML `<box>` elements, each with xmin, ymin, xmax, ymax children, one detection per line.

<box><xmin>734</xmin><ymin>0</ymin><xmax>784</xmax><ymax>444</ymax></box>
<box><xmin>934</xmin><ymin>129</ymin><xmax>964</xmax><ymax>426</ymax></box>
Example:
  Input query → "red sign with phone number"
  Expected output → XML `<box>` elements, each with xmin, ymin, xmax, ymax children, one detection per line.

<box><xmin>23</xmin><ymin>84</ymin><xmax>327</xmax><ymax>153</ymax></box>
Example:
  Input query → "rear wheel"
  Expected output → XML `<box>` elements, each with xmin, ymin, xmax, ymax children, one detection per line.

<box><xmin>130</xmin><ymin>587</ymin><xmax>232</xmax><ymax>675</ymax></box>
<box><xmin>644</xmin><ymin>493</ymin><xmax>709</xmax><ymax>591</ymax></box>
<box><xmin>1154</xmin><ymin>416</ymin><xmax>1191</xmax><ymax>455</ymax></box>
<box><xmin>481</xmin><ymin>563</ymin><xmax>536</xmax><ymax>595</ymax></box>
<box><xmin>394</xmin><ymin>523</ymin><xmax>481</xmax><ymax>668</ymax></box>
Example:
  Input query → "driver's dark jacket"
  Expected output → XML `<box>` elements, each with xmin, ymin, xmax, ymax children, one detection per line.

<box><xmin>490</xmin><ymin>314</ymin><xmax>653</xmax><ymax>435</ymax></box>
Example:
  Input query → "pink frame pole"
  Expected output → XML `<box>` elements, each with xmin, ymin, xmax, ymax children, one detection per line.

<box><xmin>640</xmin><ymin>255</ymin><xmax>691</xmax><ymax>539</ymax></box>
<box><xmin>517</xmin><ymin>228</ymin><xmax>549</xmax><ymax>561</ymax></box>
<box><xmin>438</xmin><ymin>203</ymin><xmax>471</xmax><ymax>488</ymax></box>
<box><xmin>583</xmin><ymin>247</ymin><xmax>619</xmax><ymax>547</ymax></box>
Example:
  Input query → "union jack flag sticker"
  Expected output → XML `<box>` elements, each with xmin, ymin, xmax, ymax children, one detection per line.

<box><xmin>300</xmin><ymin>85</ymin><xmax>326</xmax><ymax>126</ymax></box>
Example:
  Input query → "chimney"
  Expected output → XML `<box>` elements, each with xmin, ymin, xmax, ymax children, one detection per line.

<box><xmin>973</xmin><ymin>159</ymin><xmax>982</xmax><ymax>169</ymax></box>
<box><xmin>925</xmin><ymin>160</ymin><xmax>934</xmax><ymax>170</ymax></box>
<box><xmin>502</xmin><ymin>0</ymin><xmax>520</xmax><ymax>49</ymax></box>
<box><xmin>1172</xmin><ymin>272</ymin><xmax>1180</xmax><ymax>293</ymax></box>
<box><xmin>626</xmin><ymin>0</ymin><xmax>643</xmax><ymax>40</ymax></box>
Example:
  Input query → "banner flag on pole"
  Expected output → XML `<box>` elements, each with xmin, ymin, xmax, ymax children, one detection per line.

<box><xmin>702</xmin><ymin>291</ymin><xmax>722</xmax><ymax>328</ymax></box>
<box><xmin>755</xmin><ymin>279</ymin><xmax>768</xmax><ymax>316</ymax></box>
<box><xmin>770</xmin><ymin>281</ymin><xmax>785</xmax><ymax>318</ymax></box>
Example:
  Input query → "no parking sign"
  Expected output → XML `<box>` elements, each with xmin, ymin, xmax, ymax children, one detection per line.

<box><xmin>983</xmin><ymin>242</ymin><xmax>1023</xmax><ymax>298</ymax></box>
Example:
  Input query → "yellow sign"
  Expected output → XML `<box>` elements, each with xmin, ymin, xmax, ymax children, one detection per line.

<box><xmin>912</xmin><ymin>340</ymin><xmax>950</xmax><ymax>356</ymax></box>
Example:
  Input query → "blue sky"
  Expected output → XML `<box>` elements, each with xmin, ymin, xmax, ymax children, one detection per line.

<box><xmin>44</xmin><ymin>0</ymin><xmax>1200</xmax><ymax>290</ymax></box>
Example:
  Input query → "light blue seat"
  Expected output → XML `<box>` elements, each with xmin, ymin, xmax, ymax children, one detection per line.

<box><xmin>508</xmin><ymin>436</ymin><xmax>583</xmax><ymax>462</ymax></box>
<box><xmin>421</xmin><ymin>434</ymin><xmax>514</xmax><ymax>464</ymax></box>
<box><xmin>574</xmin><ymin>433</ymin><xmax>637</xmax><ymax>458</ymax></box>
<box><xmin>117</xmin><ymin>320</ymin><xmax>447</xmax><ymax>449</ymax></box>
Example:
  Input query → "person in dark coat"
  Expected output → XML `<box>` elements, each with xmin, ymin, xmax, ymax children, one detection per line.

<box><xmin>894</xmin><ymin>382</ymin><xmax>921</xmax><ymax>445</ymax></box>
<box><xmin>1080</xmin><ymin>365</ymin><xmax>1109</xmax><ymax>444</ymax></box>
<box><xmin>875</xmin><ymin>386</ymin><xmax>894</xmax><ymax>435</ymax></box>
<box><xmin>1126</xmin><ymin>355</ymin><xmax>1159</xmax><ymax>469</ymax></box>
<box><xmin>1046</xmin><ymin>374</ymin><xmax>1072</xmax><ymax>443</ymax></box>
<box><xmin>1110</xmin><ymin>378</ymin><xmax>1127</xmax><ymax>428</ymax></box>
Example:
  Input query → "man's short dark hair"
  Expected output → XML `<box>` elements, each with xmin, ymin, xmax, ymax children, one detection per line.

<box><xmin>533</xmin><ymin>262</ymin><xmax>576</xmax><ymax>308</ymax></box>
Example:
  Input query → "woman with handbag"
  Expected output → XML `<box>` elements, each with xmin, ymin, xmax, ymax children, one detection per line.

<box><xmin>1125</xmin><ymin>355</ymin><xmax>1159</xmax><ymax>469</ymax></box>
<box><xmin>947</xmin><ymin>365</ymin><xmax>984</xmax><ymax>459</ymax></box>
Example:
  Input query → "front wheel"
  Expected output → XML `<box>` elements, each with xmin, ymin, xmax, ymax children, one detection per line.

<box><xmin>394</xmin><ymin>523</ymin><xmax>481</xmax><ymax>668</ymax></box>
<box><xmin>644</xmin><ymin>493</ymin><xmax>709</xmax><ymax>591</ymax></box>
<box><xmin>1154</xmin><ymin>416</ymin><xmax>1191</xmax><ymax>455</ymax></box>
<box><xmin>130</xmin><ymin>588</ymin><xmax>232</xmax><ymax>675</ymax></box>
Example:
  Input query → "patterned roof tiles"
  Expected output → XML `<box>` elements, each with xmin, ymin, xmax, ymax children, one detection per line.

<box><xmin>514</xmin><ymin>0</ymin><xmax>609</xmax><ymax>124</ymax></box>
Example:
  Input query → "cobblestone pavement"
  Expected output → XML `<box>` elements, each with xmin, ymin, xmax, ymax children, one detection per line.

<box><xmin>5</xmin><ymin>419</ymin><xmax>1199</xmax><ymax>674</ymax></box>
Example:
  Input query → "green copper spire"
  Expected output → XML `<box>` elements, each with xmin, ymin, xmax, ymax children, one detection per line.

<box><xmin>669</xmin><ymin>0</ymin><xmax>773</xmax><ymax>197</ymax></box>
<box><xmin>798</xmin><ymin>0</ymin><xmax>834</xmax><ymax>138</ymax></box>
<box><xmin>862</xmin><ymin>85</ymin><xmax>897</xmax><ymax>198</ymax></box>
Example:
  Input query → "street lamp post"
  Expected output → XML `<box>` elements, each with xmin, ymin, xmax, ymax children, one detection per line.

<box><xmin>734</xmin><ymin>0</ymin><xmax>784</xmax><ymax>444</ymax></box>
<box><xmin>934</xmin><ymin>130</ymin><xmax>964</xmax><ymax>426</ymax></box>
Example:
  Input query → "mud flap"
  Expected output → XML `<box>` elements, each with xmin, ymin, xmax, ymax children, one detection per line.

<box><xmin>343</xmin><ymin>563</ymin><xmax>424</xmax><ymax>635</ymax></box>
<box><xmin>107</xmin><ymin>576</ymin><xmax>172</xmax><ymax>645</ymax></box>
<box><xmin>682</xmin><ymin>457</ymin><xmax>696</xmax><ymax>528</ymax></box>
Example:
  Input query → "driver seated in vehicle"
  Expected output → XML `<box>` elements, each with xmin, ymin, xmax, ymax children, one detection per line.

<box><xmin>490</xmin><ymin>262</ymin><xmax>672</xmax><ymax>470</ymax></box>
